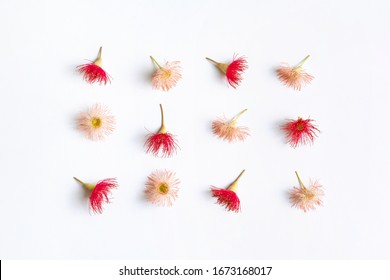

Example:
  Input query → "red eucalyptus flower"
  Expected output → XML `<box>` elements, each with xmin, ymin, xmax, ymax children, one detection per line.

<box><xmin>145</xmin><ymin>104</ymin><xmax>179</xmax><ymax>157</ymax></box>
<box><xmin>73</xmin><ymin>177</ymin><xmax>118</xmax><ymax>214</ymax></box>
<box><xmin>206</xmin><ymin>55</ymin><xmax>248</xmax><ymax>89</ymax></box>
<box><xmin>210</xmin><ymin>169</ymin><xmax>245</xmax><ymax>213</ymax></box>
<box><xmin>76</xmin><ymin>47</ymin><xmax>111</xmax><ymax>85</ymax></box>
<box><xmin>281</xmin><ymin>117</ymin><xmax>320</xmax><ymax>148</ymax></box>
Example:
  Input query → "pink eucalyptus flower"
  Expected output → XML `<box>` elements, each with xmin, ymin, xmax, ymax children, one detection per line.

<box><xmin>150</xmin><ymin>56</ymin><xmax>182</xmax><ymax>91</ymax></box>
<box><xmin>212</xmin><ymin>109</ymin><xmax>249</xmax><ymax>142</ymax></box>
<box><xmin>276</xmin><ymin>55</ymin><xmax>313</xmax><ymax>91</ymax></box>
<box><xmin>77</xmin><ymin>103</ymin><xmax>116</xmax><ymax>141</ymax></box>
<box><xmin>289</xmin><ymin>171</ymin><xmax>324</xmax><ymax>212</ymax></box>
<box><xmin>145</xmin><ymin>169</ymin><xmax>180</xmax><ymax>207</ymax></box>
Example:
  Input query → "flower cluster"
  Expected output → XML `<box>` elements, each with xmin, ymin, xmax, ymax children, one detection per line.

<box><xmin>72</xmin><ymin>48</ymin><xmax>325</xmax><ymax>215</ymax></box>
<box><xmin>76</xmin><ymin>50</ymin><xmax>316</xmax><ymax>92</ymax></box>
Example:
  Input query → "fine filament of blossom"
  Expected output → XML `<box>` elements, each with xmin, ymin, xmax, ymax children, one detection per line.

<box><xmin>206</xmin><ymin>55</ymin><xmax>248</xmax><ymax>89</ymax></box>
<box><xmin>76</xmin><ymin>47</ymin><xmax>112</xmax><ymax>85</ymax></box>
<box><xmin>276</xmin><ymin>55</ymin><xmax>313</xmax><ymax>91</ymax></box>
<box><xmin>150</xmin><ymin>56</ymin><xmax>182</xmax><ymax>91</ymax></box>
<box><xmin>212</xmin><ymin>108</ymin><xmax>250</xmax><ymax>142</ymax></box>
<box><xmin>73</xmin><ymin>177</ymin><xmax>118</xmax><ymax>214</ymax></box>
<box><xmin>145</xmin><ymin>104</ymin><xmax>179</xmax><ymax>157</ymax></box>
<box><xmin>289</xmin><ymin>171</ymin><xmax>324</xmax><ymax>213</ymax></box>
<box><xmin>210</xmin><ymin>169</ymin><xmax>245</xmax><ymax>213</ymax></box>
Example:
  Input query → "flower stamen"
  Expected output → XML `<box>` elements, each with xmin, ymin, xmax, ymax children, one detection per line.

<box><xmin>91</xmin><ymin>117</ymin><xmax>101</xmax><ymax>128</ymax></box>
<box><xmin>158</xmin><ymin>183</ymin><xmax>169</xmax><ymax>194</ymax></box>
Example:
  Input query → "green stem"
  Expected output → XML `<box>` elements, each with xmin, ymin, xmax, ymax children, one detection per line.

<box><xmin>297</xmin><ymin>54</ymin><xmax>310</xmax><ymax>68</ymax></box>
<box><xmin>158</xmin><ymin>104</ymin><xmax>166</xmax><ymax>133</ymax></box>
<box><xmin>150</xmin><ymin>56</ymin><xmax>162</xmax><ymax>69</ymax></box>
<box><xmin>97</xmin><ymin>47</ymin><xmax>102</xmax><ymax>59</ymax></box>
<box><xmin>94</xmin><ymin>47</ymin><xmax>103</xmax><ymax>66</ymax></box>
<box><xmin>232</xmin><ymin>108</ymin><xmax>248</xmax><ymax>123</ymax></box>
<box><xmin>206</xmin><ymin>57</ymin><xmax>218</xmax><ymax>64</ymax></box>
<box><xmin>234</xmin><ymin>169</ymin><xmax>246</xmax><ymax>183</ymax></box>
<box><xmin>73</xmin><ymin>177</ymin><xmax>95</xmax><ymax>191</ymax></box>
<box><xmin>295</xmin><ymin>171</ymin><xmax>306</xmax><ymax>189</ymax></box>
<box><xmin>73</xmin><ymin>177</ymin><xmax>85</xmax><ymax>185</ymax></box>
<box><xmin>228</xmin><ymin>169</ymin><xmax>246</xmax><ymax>192</ymax></box>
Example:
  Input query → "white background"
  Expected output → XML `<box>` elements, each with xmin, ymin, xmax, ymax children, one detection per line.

<box><xmin>0</xmin><ymin>0</ymin><xmax>389</xmax><ymax>259</ymax></box>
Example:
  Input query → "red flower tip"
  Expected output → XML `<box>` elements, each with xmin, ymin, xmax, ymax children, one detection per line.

<box><xmin>225</xmin><ymin>55</ymin><xmax>248</xmax><ymax>89</ymax></box>
<box><xmin>210</xmin><ymin>187</ymin><xmax>241</xmax><ymax>212</ymax></box>
<box><xmin>210</xmin><ymin>169</ymin><xmax>245</xmax><ymax>213</ymax></box>
<box><xmin>77</xmin><ymin>47</ymin><xmax>111</xmax><ymax>85</ymax></box>
<box><xmin>145</xmin><ymin>104</ymin><xmax>179</xmax><ymax>158</ymax></box>
<box><xmin>281</xmin><ymin>117</ymin><xmax>320</xmax><ymax>148</ymax></box>
<box><xmin>145</xmin><ymin>132</ymin><xmax>178</xmax><ymax>158</ymax></box>
<box><xmin>206</xmin><ymin>55</ymin><xmax>248</xmax><ymax>89</ymax></box>
<box><xmin>89</xmin><ymin>178</ymin><xmax>118</xmax><ymax>214</ymax></box>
